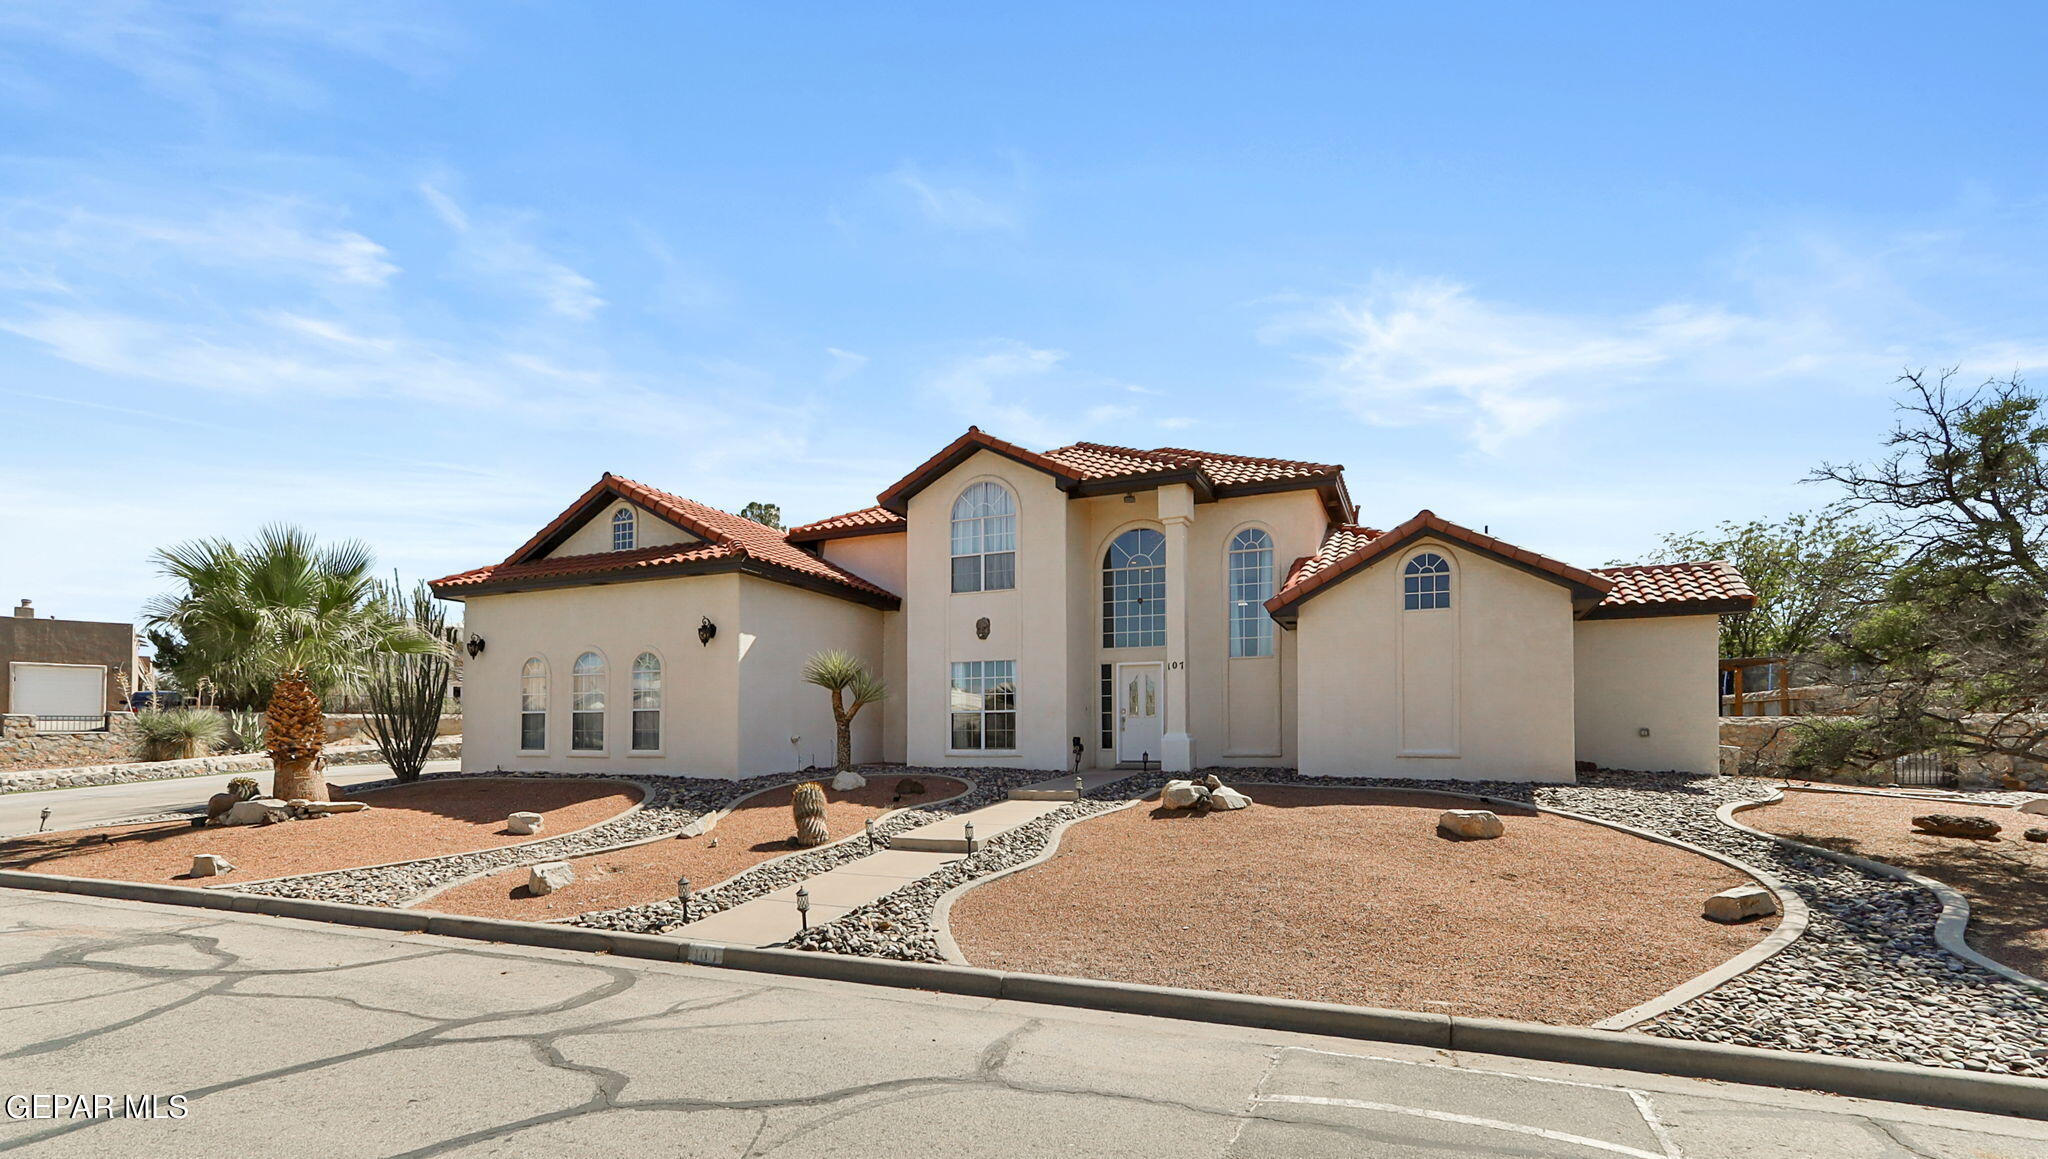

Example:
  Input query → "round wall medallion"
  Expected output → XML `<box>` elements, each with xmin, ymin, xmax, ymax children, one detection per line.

<box><xmin>976</xmin><ymin>616</ymin><xmax>991</xmax><ymax>640</ymax></box>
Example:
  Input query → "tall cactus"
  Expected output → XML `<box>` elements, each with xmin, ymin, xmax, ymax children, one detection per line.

<box><xmin>792</xmin><ymin>781</ymin><xmax>830</xmax><ymax>847</ymax></box>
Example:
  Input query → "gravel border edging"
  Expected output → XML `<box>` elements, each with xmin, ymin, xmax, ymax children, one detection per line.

<box><xmin>3</xmin><ymin>869</ymin><xmax>2045</xmax><ymax>1122</ymax></box>
<box><xmin>1721</xmin><ymin>792</ymin><xmax>2048</xmax><ymax>995</ymax></box>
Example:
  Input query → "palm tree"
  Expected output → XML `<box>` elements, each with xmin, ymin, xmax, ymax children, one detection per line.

<box><xmin>801</xmin><ymin>650</ymin><xmax>886</xmax><ymax>774</ymax></box>
<box><xmin>144</xmin><ymin>525</ymin><xmax>439</xmax><ymax>801</ymax></box>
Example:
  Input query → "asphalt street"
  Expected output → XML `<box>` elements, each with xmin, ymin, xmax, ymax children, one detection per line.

<box><xmin>0</xmin><ymin>760</ymin><xmax>461</xmax><ymax>837</ymax></box>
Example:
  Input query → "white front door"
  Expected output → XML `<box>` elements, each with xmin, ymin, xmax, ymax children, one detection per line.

<box><xmin>1116</xmin><ymin>661</ymin><xmax>1164</xmax><ymax>764</ymax></box>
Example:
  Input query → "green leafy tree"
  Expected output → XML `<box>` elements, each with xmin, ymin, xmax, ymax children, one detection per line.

<box><xmin>1806</xmin><ymin>370</ymin><xmax>2048</xmax><ymax>775</ymax></box>
<box><xmin>143</xmin><ymin>525</ymin><xmax>438</xmax><ymax>799</ymax></box>
<box><xmin>1639</xmin><ymin>509</ymin><xmax>1894</xmax><ymax>658</ymax></box>
<box><xmin>739</xmin><ymin>501</ymin><xmax>783</xmax><ymax>530</ymax></box>
<box><xmin>801</xmin><ymin>650</ymin><xmax>886</xmax><ymax>772</ymax></box>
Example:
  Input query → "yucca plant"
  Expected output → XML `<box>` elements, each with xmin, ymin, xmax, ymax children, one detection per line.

<box><xmin>133</xmin><ymin>708</ymin><xmax>226</xmax><ymax>762</ymax></box>
<box><xmin>800</xmin><ymin>650</ymin><xmax>887</xmax><ymax>773</ymax></box>
<box><xmin>144</xmin><ymin>525</ymin><xmax>438</xmax><ymax>802</ymax></box>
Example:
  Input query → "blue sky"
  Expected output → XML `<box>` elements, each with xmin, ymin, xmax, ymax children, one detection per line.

<box><xmin>4</xmin><ymin>2</ymin><xmax>2046</xmax><ymax>625</ymax></box>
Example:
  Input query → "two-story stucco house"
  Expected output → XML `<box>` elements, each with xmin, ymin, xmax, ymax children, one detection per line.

<box><xmin>430</xmin><ymin>428</ymin><xmax>1753</xmax><ymax>784</ymax></box>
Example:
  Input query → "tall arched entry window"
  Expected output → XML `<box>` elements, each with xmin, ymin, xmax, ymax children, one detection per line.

<box><xmin>1103</xmin><ymin>528</ymin><xmax>1167</xmax><ymax>648</ymax></box>
<box><xmin>950</xmin><ymin>482</ymin><xmax>1016</xmax><ymax>592</ymax></box>
<box><xmin>1227</xmin><ymin>528</ymin><xmax>1275</xmax><ymax>657</ymax></box>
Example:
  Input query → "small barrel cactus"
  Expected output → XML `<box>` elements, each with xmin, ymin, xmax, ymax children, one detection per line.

<box><xmin>226</xmin><ymin>777</ymin><xmax>261</xmax><ymax>801</ymax></box>
<box><xmin>792</xmin><ymin>781</ymin><xmax>829</xmax><ymax>847</ymax></box>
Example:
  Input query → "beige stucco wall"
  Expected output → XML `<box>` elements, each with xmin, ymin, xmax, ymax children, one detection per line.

<box><xmin>818</xmin><ymin>532</ymin><xmax>909</xmax><ymax>763</ymax></box>
<box><xmin>1573</xmin><ymin>614</ymin><xmax>1721</xmax><ymax>775</ymax></box>
<box><xmin>735</xmin><ymin>577</ymin><xmax>886</xmax><ymax>774</ymax></box>
<box><xmin>903</xmin><ymin>450</ymin><xmax>1074</xmax><ymax>770</ymax></box>
<box><xmin>1294</xmin><ymin>538</ymin><xmax>1577</xmax><ymax>782</ymax></box>
<box><xmin>820</xmin><ymin>533</ymin><xmax>907</xmax><ymax>596</ymax></box>
<box><xmin>547</xmin><ymin>500</ymin><xmax>697</xmax><ymax>558</ymax></box>
<box><xmin>458</xmin><ymin>574</ymin><xmax>742</xmax><ymax>777</ymax></box>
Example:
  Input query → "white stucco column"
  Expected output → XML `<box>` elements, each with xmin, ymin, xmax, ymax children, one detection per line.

<box><xmin>1158</xmin><ymin>483</ymin><xmax>1195</xmax><ymax>772</ymax></box>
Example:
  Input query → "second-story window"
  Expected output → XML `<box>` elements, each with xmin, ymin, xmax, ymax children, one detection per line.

<box><xmin>1404</xmin><ymin>552</ymin><xmax>1452</xmax><ymax>610</ymax></box>
<box><xmin>950</xmin><ymin>482</ymin><xmax>1016</xmax><ymax>593</ymax></box>
<box><xmin>1103</xmin><ymin>527</ymin><xmax>1167</xmax><ymax>647</ymax></box>
<box><xmin>612</xmin><ymin>507</ymin><xmax>636</xmax><ymax>551</ymax></box>
<box><xmin>1228</xmin><ymin>528</ymin><xmax>1275</xmax><ymax>657</ymax></box>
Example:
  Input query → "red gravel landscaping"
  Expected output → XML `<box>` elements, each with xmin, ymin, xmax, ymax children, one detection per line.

<box><xmin>0</xmin><ymin>777</ymin><xmax>643</xmax><ymax>884</ymax></box>
<box><xmin>949</xmin><ymin>786</ymin><xmax>1775</xmax><ymax>1026</ymax></box>
<box><xmin>1749</xmin><ymin>789</ymin><xmax>2047</xmax><ymax>979</ymax></box>
<box><xmin>418</xmin><ymin>774</ymin><xmax>969</xmax><ymax>921</ymax></box>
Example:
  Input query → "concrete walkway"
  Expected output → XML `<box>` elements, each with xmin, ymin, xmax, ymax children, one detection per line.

<box><xmin>678</xmin><ymin>773</ymin><xmax>1116</xmax><ymax>946</ymax></box>
<box><xmin>7</xmin><ymin>889</ymin><xmax>2047</xmax><ymax>1158</ymax></box>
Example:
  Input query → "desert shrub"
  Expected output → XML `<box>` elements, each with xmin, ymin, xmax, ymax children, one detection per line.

<box><xmin>134</xmin><ymin>708</ymin><xmax>226</xmax><ymax>762</ymax></box>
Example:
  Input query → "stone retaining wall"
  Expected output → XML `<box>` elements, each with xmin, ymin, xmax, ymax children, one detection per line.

<box><xmin>1719</xmin><ymin>715</ymin><xmax>2048</xmax><ymax>788</ymax></box>
<box><xmin>322</xmin><ymin>713</ymin><xmax>462</xmax><ymax>742</ymax></box>
<box><xmin>0</xmin><ymin>713</ymin><xmax>140</xmax><ymax>772</ymax></box>
<box><xmin>0</xmin><ymin>738</ymin><xmax>461</xmax><ymax>794</ymax></box>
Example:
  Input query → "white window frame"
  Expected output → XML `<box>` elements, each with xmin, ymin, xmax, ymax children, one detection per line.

<box><xmin>947</xmin><ymin>659</ymin><xmax>1017</xmax><ymax>753</ymax></box>
<box><xmin>950</xmin><ymin>481</ymin><xmax>1017</xmax><ymax>593</ymax></box>
<box><xmin>630</xmin><ymin>651</ymin><xmax>662</xmax><ymax>754</ymax></box>
<box><xmin>611</xmin><ymin>506</ymin><xmax>636</xmax><ymax>552</ymax></box>
<box><xmin>570</xmin><ymin>650</ymin><xmax>607</xmax><ymax>753</ymax></box>
<box><xmin>1103</xmin><ymin>527</ymin><xmax>1167</xmax><ymax>648</ymax></box>
<box><xmin>519</xmin><ymin>656</ymin><xmax>548</xmax><ymax>753</ymax></box>
<box><xmin>1227</xmin><ymin>527</ymin><xmax>1276</xmax><ymax>658</ymax></box>
<box><xmin>1403</xmin><ymin>552</ymin><xmax>1452</xmax><ymax>611</ymax></box>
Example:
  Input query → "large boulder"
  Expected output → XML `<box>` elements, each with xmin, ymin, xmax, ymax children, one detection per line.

<box><xmin>1912</xmin><ymin>813</ymin><xmax>2002</xmax><ymax>839</ymax></box>
<box><xmin>1160</xmin><ymin>780</ymin><xmax>1208</xmax><ymax>809</ymax></box>
<box><xmin>1208</xmin><ymin>785</ymin><xmax>1253</xmax><ymax>811</ymax></box>
<box><xmin>1704</xmin><ymin>885</ymin><xmax>1777</xmax><ymax>922</ymax></box>
<box><xmin>1438</xmin><ymin>809</ymin><xmax>1505</xmax><ymax>839</ymax></box>
<box><xmin>507</xmin><ymin>811</ymin><xmax>545</xmax><ymax>836</ymax></box>
<box><xmin>189</xmin><ymin>853</ymin><xmax>234</xmax><ymax>877</ymax></box>
<box><xmin>831</xmin><ymin>769</ymin><xmax>868</xmax><ymax>791</ymax></box>
<box><xmin>220</xmin><ymin>798</ymin><xmax>292</xmax><ymax>827</ymax></box>
<box><xmin>527</xmin><ymin>862</ymin><xmax>575</xmax><ymax>896</ymax></box>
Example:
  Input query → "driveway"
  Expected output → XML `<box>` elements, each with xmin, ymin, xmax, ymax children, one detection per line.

<box><xmin>1</xmin><ymin>891</ymin><xmax>2044</xmax><ymax>1157</ymax></box>
<box><xmin>0</xmin><ymin>760</ymin><xmax>461</xmax><ymax>837</ymax></box>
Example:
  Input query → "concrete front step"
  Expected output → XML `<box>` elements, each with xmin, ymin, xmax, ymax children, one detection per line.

<box><xmin>889</xmin><ymin>798</ymin><xmax>1069</xmax><ymax>852</ymax></box>
<box><xmin>1007</xmin><ymin>771</ymin><xmax>1128</xmax><ymax>802</ymax></box>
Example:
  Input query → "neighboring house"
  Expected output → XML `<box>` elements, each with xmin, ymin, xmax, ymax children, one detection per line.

<box><xmin>430</xmin><ymin>428</ymin><xmax>1753</xmax><ymax>783</ymax></box>
<box><xmin>1</xmin><ymin>600</ymin><xmax>138</xmax><ymax>718</ymax></box>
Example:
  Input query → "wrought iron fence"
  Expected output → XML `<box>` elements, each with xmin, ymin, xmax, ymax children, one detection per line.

<box><xmin>33</xmin><ymin>715</ymin><xmax>109</xmax><ymax>733</ymax></box>
<box><xmin>1891</xmin><ymin>751</ymin><xmax>1950</xmax><ymax>787</ymax></box>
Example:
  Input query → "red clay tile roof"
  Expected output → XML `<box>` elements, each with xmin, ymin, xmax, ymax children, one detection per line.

<box><xmin>1266</xmin><ymin>510</ymin><xmax>1615</xmax><ymax>622</ymax></box>
<box><xmin>785</xmin><ymin>505</ymin><xmax>907</xmax><ymax>543</ymax></box>
<box><xmin>430</xmin><ymin>474</ymin><xmax>898</xmax><ymax>607</ymax></box>
<box><xmin>1041</xmin><ymin>442</ymin><xmax>1344</xmax><ymax>489</ymax></box>
<box><xmin>1279</xmin><ymin>524</ymin><xmax>1385</xmax><ymax>592</ymax></box>
<box><xmin>876</xmin><ymin>427</ymin><xmax>1085</xmax><ymax>513</ymax></box>
<box><xmin>1585</xmin><ymin>561</ymin><xmax>1756</xmax><ymax>619</ymax></box>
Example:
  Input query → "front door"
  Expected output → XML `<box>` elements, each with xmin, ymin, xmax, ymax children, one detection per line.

<box><xmin>1116</xmin><ymin>661</ymin><xmax>1164</xmax><ymax>764</ymax></box>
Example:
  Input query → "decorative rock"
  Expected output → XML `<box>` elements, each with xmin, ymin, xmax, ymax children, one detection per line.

<box><xmin>831</xmin><ymin>769</ymin><xmax>868</xmax><ymax>791</ymax></box>
<box><xmin>204</xmin><ymin>792</ymin><xmax>238</xmax><ymax>821</ymax></box>
<box><xmin>1704</xmin><ymin>885</ymin><xmax>1778</xmax><ymax>922</ymax></box>
<box><xmin>527</xmin><ymin>862</ymin><xmax>575</xmax><ymax>895</ymax></box>
<box><xmin>303</xmin><ymin>800</ymin><xmax>367</xmax><ymax>815</ymax></box>
<box><xmin>1911</xmin><ymin>814</ymin><xmax>2002</xmax><ymax>839</ymax></box>
<box><xmin>221</xmin><ymin>798</ymin><xmax>292</xmax><ymax>827</ymax></box>
<box><xmin>1203</xmin><ymin>774</ymin><xmax>1223</xmax><ymax>790</ymax></box>
<box><xmin>2025</xmin><ymin>828</ymin><xmax>2047</xmax><ymax>843</ymax></box>
<box><xmin>507</xmin><ymin>811</ymin><xmax>544</xmax><ymax>835</ymax></box>
<box><xmin>189</xmin><ymin>853</ymin><xmax>234</xmax><ymax>877</ymax></box>
<box><xmin>2017</xmin><ymin>796</ymin><xmax>2048</xmax><ymax>817</ymax></box>
<box><xmin>1208</xmin><ymin>786</ymin><xmax>1253</xmax><ymax>810</ymax></box>
<box><xmin>1159</xmin><ymin>780</ymin><xmax>1206</xmax><ymax>809</ymax></box>
<box><xmin>1438</xmin><ymin>809</ymin><xmax>1505</xmax><ymax>839</ymax></box>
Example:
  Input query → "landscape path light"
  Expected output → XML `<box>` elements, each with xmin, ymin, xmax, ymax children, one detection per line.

<box><xmin>796</xmin><ymin>885</ymin><xmax>810</xmax><ymax>931</ymax></box>
<box><xmin>676</xmin><ymin>875</ymin><xmax>691</xmax><ymax>924</ymax></box>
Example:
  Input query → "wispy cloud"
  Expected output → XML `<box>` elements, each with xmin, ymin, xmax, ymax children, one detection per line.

<box><xmin>824</xmin><ymin>347</ymin><xmax>868</xmax><ymax>383</ymax></box>
<box><xmin>883</xmin><ymin>163</ymin><xmax>1023</xmax><ymax>232</ymax></box>
<box><xmin>418</xmin><ymin>181</ymin><xmax>604</xmax><ymax>320</ymax></box>
<box><xmin>0</xmin><ymin>200</ymin><xmax>398</xmax><ymax>287</ymax></box>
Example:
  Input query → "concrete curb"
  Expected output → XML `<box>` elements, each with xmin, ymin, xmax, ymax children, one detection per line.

<box><xmin>928</xmin><ymin>796</ymin><xmax>1146</xmax><ymax>965</ymax></box>
<box><xmin>4</xmin><ymin>868</ymin><xmax>2044</xmax><ymax>1121</ymax></box>
<box><xmin>220</xmin><ymin>776</ymin><xmax>660</xmax><ymax>892</ymax></box>
<box><xmin>1721</xmin><ymin>793</ymin><xmax>2048</xmax><ymax>994</ymax></box>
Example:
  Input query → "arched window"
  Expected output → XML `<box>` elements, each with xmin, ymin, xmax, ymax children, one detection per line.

<box><xmin>631</xmin><ymin>652</ymin><xmax>662</xmax><ymax>751</ymax></box>
<box><xmin>1403</xmin><ymin>552</ymin><xmax>1452</xmax><ymax>610</ymax></box>
<box><xmin>611</xmin><ymin>507</ymin><xmax>635</xmax><ymax>551</ymax></box>
<box><xmin>519</xmin><ymin>658</ymin><xmax>547</xmax><ymax>751</ymax></box>
<box><xmin>950</xmin><ymin>482</ymin><xmax>1016</xmax><ymax>593</ymax></box>
<box><xmin>1103</xmin><ymin>528</ymin><xmax>1167</xmax><ymax>648</ymax></box>
<box><xmin>1228</xmin><ymin>528</ymin><xmax>1276</xmax><ymax>657</ymax></box>
<box><xmin>571</xmin><ymin>651</ymin><xmax>606</xmax><ymax>750</ymax></box>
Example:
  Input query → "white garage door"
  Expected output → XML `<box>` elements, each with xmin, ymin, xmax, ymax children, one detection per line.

<box><xmin>10</xmin><ymin>663</ymin><xmax>107</xmax><ymax>718</ymax></box>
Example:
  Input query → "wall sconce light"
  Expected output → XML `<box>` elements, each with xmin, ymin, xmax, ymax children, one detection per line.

<box><xmin>698</xmin><ymin>616</ymin><xmax>717</xmax><ymax>646</ymax></box>
<box><xmin>1122</xmin><ymin>492</ymin><xmax>1136</xmax><ymax>503</ymax></box>
<box><xmin>465</xmin><ymin>634</ymin><xmax>486</xmax><ymax>658</ymax></box>
<box><xmin>795</xmin><ymin>885</ymin><xmax>811</xmax><ymax>930</ymax></box>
